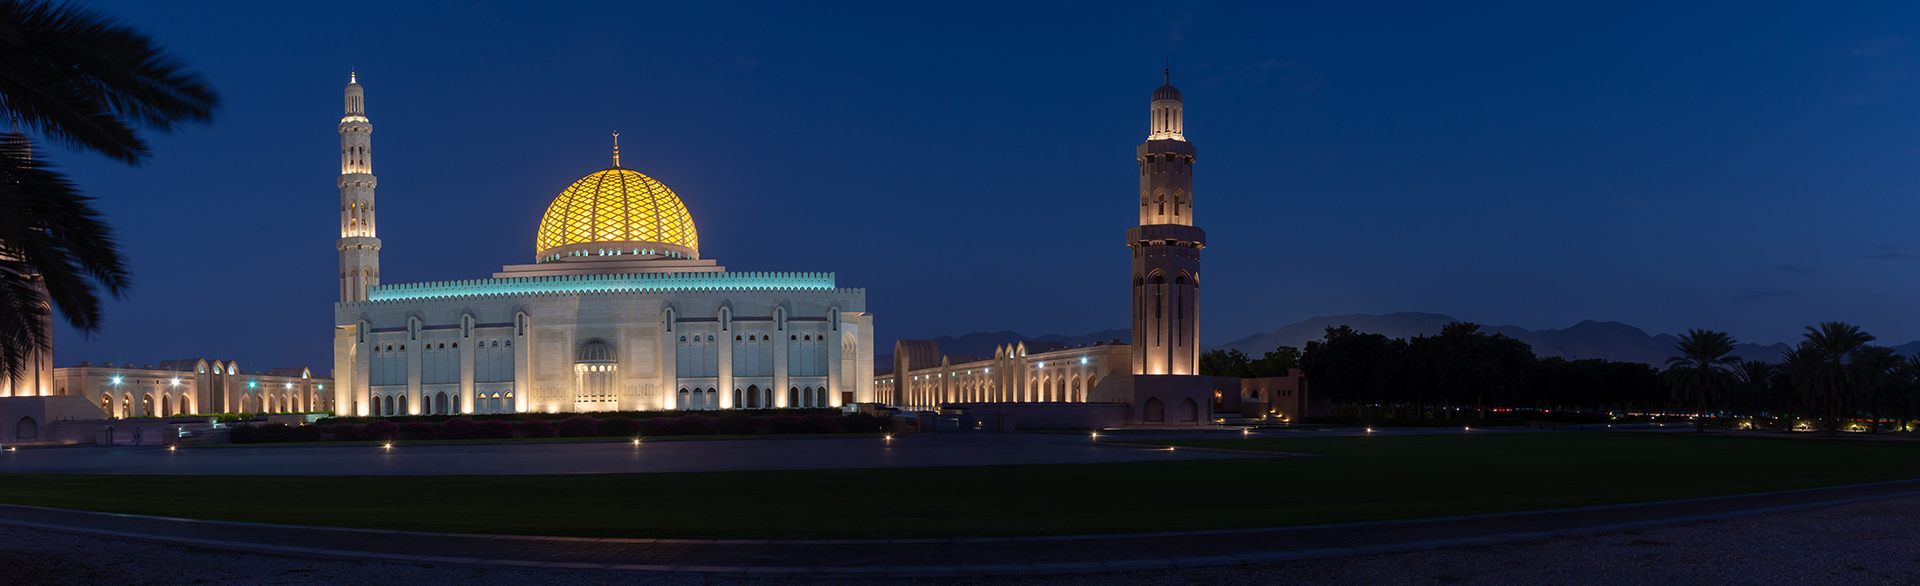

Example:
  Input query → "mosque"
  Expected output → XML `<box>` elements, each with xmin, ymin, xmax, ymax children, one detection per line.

<box><xmin>329</xmin><ymin>77</ymin><xmax>874</xmax><ymax>417</ymax></box>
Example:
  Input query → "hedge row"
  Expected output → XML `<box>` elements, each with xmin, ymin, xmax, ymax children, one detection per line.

<box><xmin>229</xmin><ymin>413</ymin><xmax>888</xmax><ymax>444</ymax></box>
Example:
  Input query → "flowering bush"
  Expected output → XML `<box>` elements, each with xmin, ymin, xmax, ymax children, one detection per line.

<box><xmin>641</xmin><ymin>417</ymin><xmax>674</xmax><ymax>436</ymax></box>
<box><xmin>517</xmin><ymin>419</ymin><xmax>555</xmax><ymax>438</ymax></box>
<box><xmin>329</xmin><ymin>424</ymin><xmax>365</xmax><ymax>441</ymax></box>
<box><xmin>764</xmin><ymin>415</ymin><xmax>805</xmax><ymax>435</ymax></box>
<box><xmin>558</xmin><ymin>416</ymin><xmax>601</xmax><ymax>438</ymax></box>
<box><xmin>671</xmin><ymin>415</ymin><xmax>716</xmax><ymax>435</ymax></box>
<box><xmin>598</xmin><ymin>417</ymin><xmax>640</xmax><ymax>437</ymax></box>
<box><xmin>436</xmin><ymin>418</ymin><xmax>478</xmax><ymax>440</ymax></box>
<box><xmin>363</xmin><ymin>420</ymin><xmax>400</xmax><ymax>442</ymax></box>
<box><xmin>400</xmin><ymin>422</ymin><xmax>437</xmax><ymax>440</ymax></box>
<box><xmin>716</xmin><ymin>414</ymin><xmax>755</xmax><ymax>435</ymax></box>
<box><xmin>802</xmin><ymin>414</ymin><xmax>841</xmax><ymax>434</ymax></box>
<box><xmin>475</xmin><ymin>419</ymin><xmax>515</xmax><ymax>439</ymax></box>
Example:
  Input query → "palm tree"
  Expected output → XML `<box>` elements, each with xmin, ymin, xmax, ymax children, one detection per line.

<box><xmin>1854</xmin><ymin>346</ymin><xmax>1907</xmax><ymax>434</ymax></box>
<box><xmin>1663</xmin><ymin>329</ymin><xmax>1742</xmax><ymax>432</ymax></box>
<box><xmin>1733</xmin><ymin>360</ymin><xmax>1774</xmax><ymax>428</ymax></box>
<box><xmin>0</xmin><ymin>0</ymin><xmax>219</xmax><ymax>385</ymax></box>
<box><xmin>1773</xmin><ymin>344</ymin><xmax>1814</xmax><ymax>430</ymax></box>
<box><xmin>1798</xmin><ymin>322</ymin><xmax>1875</xmax><ymax>436</ymax></box>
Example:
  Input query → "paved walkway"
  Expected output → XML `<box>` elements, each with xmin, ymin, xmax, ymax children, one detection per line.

<box><xmin>0</xmin><ymin>478</ymin><xmax>1913</xmax><ymax>577</ymax></box>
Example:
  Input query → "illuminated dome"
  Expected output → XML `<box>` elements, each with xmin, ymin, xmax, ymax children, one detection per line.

<box><xmin>535</xmin><ymin>167</ymin><xmax>699</xmax><ymax>262</ymax></box>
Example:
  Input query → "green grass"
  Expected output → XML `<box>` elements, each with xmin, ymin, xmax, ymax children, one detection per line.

<box><xmin>1</xmin><ymin>433</ymin><xmax>1916</xmax><ymax>539</ymax></box>
<box><xmin>182</xmin><ymin>433</ymin><xmax>885</xmax><ymax>448</ymax></box>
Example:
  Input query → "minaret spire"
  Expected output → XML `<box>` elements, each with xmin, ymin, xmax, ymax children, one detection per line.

<box><xmin>1129</xmin><ymin>73</ymin><xmax>1204</xmax><ymax>376</ymax></box>
<box><xmin>337</xmin><ymin>76</ymin><xmax>381</xmax><ymax>303</ymax></box>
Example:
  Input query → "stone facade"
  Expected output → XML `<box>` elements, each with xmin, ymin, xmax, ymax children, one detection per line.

<box><xmin>51</xmin><ymin>360</ymin><xmax>331</xmax><ymax>417</ymax></box>
<box><xmin>876</xmin><ymin>339</ymin><xmax>1131</xmax><ymax>409</ymax></box>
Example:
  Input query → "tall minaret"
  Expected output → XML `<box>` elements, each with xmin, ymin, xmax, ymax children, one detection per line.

<box><xmin>337</xmin><ymin>73</ymin><xmax>380</xmax><ymax>302</ymax></box>
<box><xmin>1129</xmin><ymin>70</ymin><xmax>1205</xmax><ymax>376</ymax></box>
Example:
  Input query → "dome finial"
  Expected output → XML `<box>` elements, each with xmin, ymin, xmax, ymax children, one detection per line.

<box><xmin>611</xmin><ymin>131</ymin><xmax>621</xmax><ymax>167</ymax></box>
<box><xmin>350</xmin><ymin>69</ymin><xmax>356</xmax><ymax>84</ymax></box>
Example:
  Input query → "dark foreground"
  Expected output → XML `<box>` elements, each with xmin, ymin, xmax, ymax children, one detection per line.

<box><xmin>3</xmin><ymin>494</ymin><xmax>1914</xmax><ymax>586</ymax></box>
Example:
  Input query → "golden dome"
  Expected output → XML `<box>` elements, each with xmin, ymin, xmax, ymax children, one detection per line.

<box><xmin>535</xmin><ymin>167</ymin><xmax>699</xmax><ymax>261</ymax></box>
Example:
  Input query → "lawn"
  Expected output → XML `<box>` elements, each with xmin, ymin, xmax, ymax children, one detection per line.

<box><xmin>0</xmin><ymin>433</ymin><xmax>1915</xmax><ymax>539</ymax></box>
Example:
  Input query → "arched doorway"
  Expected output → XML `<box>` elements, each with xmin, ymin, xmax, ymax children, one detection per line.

<box><xmin>789</xmin><ymin>387</ymin><xmax>800</xmax><ymax>407</ymax></box>
<box><xmin>435</xmin><ymin>392</ymin><xmax>448</xmax><ymax>415</ymax></box>
<box><xmin>1143</xmin><ymin>397</ymin><xmax>1165</xmax><ymax>423</ymax></box>
<box><xmin>1212</xmin><ymin>389</ymin><xmax>1224</xmax><ymax>410</ymax></box>
<box><xmin>100</xmin><ymin>394</ymin><xmax>112</xmax><ymax>418</ymax></box>
<box><xmin>1180</xmin><ymin>397</ymin><xmax>1199</xmax><ymax>423</ymax></box>
<box><xmin>816</xmin><ymin>387</ymin><xmax>828</xmax><ymax>407</ymax></box>
<box><xmin>141</xmin><ymin>394</ymin><xmax>153</xmax><ymax>417</ymax></box>
<box><xmin>161</xmin><ymin>395</ymin><xmax>172</xmax><ymax>417</ymax></box>
<box><xmin>15</xmin><ymin>417</ymin><xmax>37</xmax><ymax>440</ymax></box>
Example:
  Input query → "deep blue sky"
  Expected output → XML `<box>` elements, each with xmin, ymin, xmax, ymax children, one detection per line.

<box><xmin>45</xmin><ymin>1</ymin><xmax>1920</xmax><ymax>371</ymax></box>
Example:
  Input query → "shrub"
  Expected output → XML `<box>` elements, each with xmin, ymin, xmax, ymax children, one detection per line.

<box><xmin>363</xmin><ymin>420</ymin><xmax>400</xmax><ymax>442</ymax></box>
<box><xmin>475</xmin><ymin>419</ymin><xmax>515</xmax><ymax>439</ymax></box>
<box><xmin>838</xmin><ymin>413</ymin><xmax>884</xmax><ymax>433</ymax></box>
<box><xmin>400</xmin><ymin>422</ymin><xmax>436</xmax><ymax>440</ymax></box>
<box><xmin>292</xmin><ymin>424</ymin><xmax>325</xmax><ymax>442</ymax></box>
<box><xmin>437</xmin><ymin>418</ymin><xmax>478</xmax><ymax>440</ymax></box>
<box><xmin>329</xmin><ymin>424</ymin><xmax>365</xmax><ymax>442</ymax></box>
<box><xmin>642</xmin><ymin>417</ymin><xmax>674</xmax><ymax>436</ymax></box>
<box><xmin>802</xmin><ymin>415</ymin><xmax>841</xmax><ymax>434</ymax></box>
<box><xmin>558</xmin><ymin>416</ymin><xmax>601</xmax><ymax>438</ymax></box>
<box><xmin>716</xmin><ymin>414</ymin><xmax>755</xmax><ymax>435</ymax></box>
<box><xmin>229</xmin><ymin>424</ymin><xmax>259</xmax><ymax>444</ymax></box>
<box><xmin>764</xmin><ymin>415</ymin><xmax>805</xmax><ymax>434</ymax></box>
<box><xmin>240</xmin><ymin>423</ymin><xmax>295</xmax><ymax>443</ymax></box>
<box><xmin>671</xmin><ymin>415</ymin><xmax>716</xmax><ymax>435</ymax></box>
<box><xmin>518</xmin><ymin>419</ymin><xmax>555</xmax><ymax>438</ymax></box>
<box><xmin>598</xmin><ymin>417</ymin><xmax>640</xmax><ymax>437</ymax></box>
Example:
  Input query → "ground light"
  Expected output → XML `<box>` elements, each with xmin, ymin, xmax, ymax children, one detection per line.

<box><xmin>632</xmin><ymin>439</ymin><xmax>640</xmax><ymax>445</ymax></box>
<box><xmin>382</xmin><ymin>444</ymin><xmax>392</xmax><ymax>449</ymax></box>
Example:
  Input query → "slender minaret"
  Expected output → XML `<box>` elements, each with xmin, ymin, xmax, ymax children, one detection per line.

<box><xmin>337</xmin><ymin>73</ymin><xmax>380</xmax><ymax>302</ymax></box>
<box><xmin>1129</xmin><ymin>70</ymin><xmax>1205</xmax><ymax>375</ymax></box>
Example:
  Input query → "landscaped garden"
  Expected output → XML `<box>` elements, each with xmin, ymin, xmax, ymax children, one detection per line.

<box><xmin>3</xmin><ymin>432</ymin><xmax>1917</xmax><ymax>539</ymax></box>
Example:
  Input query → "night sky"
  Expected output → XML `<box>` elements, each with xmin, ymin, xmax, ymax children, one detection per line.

<box><xmin>45</xmin><ymin>1</ymin><xmax>1920</xmax><ymax>371</ymax></box>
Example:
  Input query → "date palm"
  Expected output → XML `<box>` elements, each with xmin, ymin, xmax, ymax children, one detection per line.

<box><xmin>1798</xmin><ymin>322</ymin><xmax>1875</xmax><ymax>436</ymax></box>
<box><xmin>1733</xmin><ymin>360</ymin><xmax>1774</xmax><ymax>428</ymax></box>
<box><xmin>1664</xmin><ymin>329</ymin><xmax>1741</xmax><ymax>432</ymax></box>
<box><xmin>1854</xmin><ymin>346</ymin><xmax>1906</xmax><ymax>434</ymax></box>
<box><xmin>0</xmin><ymin>0</ymin><xmax>218</xmax><ymax>386</ymax></box>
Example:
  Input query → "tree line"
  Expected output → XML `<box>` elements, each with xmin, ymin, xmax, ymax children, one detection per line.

<box><xmin>1199</xmin><ymin>320</ymin><xmax>1920</xmax><ymax>433</ymax></box>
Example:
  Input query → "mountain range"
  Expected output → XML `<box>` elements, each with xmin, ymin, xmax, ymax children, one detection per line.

<box><xmin>885</xmin><ymin>313</ymin><xmax>1920</xmax><ymax>368</ymax></box>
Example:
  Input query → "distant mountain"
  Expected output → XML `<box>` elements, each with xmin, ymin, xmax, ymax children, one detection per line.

<box><xmin>1218</xmin><ymin>312</ymin><xmax>1792</xmax><ymax>365</ymax></box>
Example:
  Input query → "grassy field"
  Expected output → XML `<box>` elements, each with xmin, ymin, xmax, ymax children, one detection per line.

<box><xmin>0</xmin><ymin>433</ymin><xmax>1916</xmax><ymax>539</ymax></box>
<box><xmin>182</xmin><ymin>432</ymin><xmax>886</xmax><ymax>448</ymax></box>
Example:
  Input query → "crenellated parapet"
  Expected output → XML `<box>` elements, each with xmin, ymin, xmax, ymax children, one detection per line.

<box><xmin>362</xmin><ymin>271</ymin><xmax>843</xmax><ymax>302</ymax></box>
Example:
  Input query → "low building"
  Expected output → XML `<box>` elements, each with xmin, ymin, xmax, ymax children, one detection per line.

<box><xmin>52</xmin><ymin>360</ymin><xmax>333</xmax><ymax>417</ymax></box>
